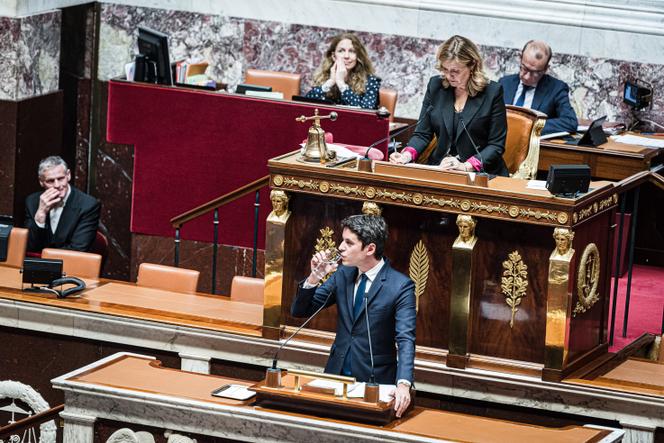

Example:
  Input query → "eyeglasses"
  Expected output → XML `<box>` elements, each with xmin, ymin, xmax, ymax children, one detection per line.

<box><xmin>520</xmin><ymin>63</ymin><xmax>546</xmax><ymax>76</ymax></box>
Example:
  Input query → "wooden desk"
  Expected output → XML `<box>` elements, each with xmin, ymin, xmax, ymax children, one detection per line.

<box><xmin>540</xmin><ymin>137</ymin><xmax>662</xmax><ymax>180</ymax></box>
<box><xmin>565</xmin><ymin>357</ymin><xmax>664</xmax><ymax>397</ymax></box>
<box><xmin>0</xmin><ymin>266</ymin><xmax>262</xmax><ymax>334</ymax></box>
<box><xmin>52</xmin><ymin>353</ymin><xmax>621</xmax><ymax>442</ymax></box>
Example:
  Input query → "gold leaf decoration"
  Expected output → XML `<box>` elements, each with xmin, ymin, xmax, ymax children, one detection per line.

<box><xmin>573</xmin><ymin>243</ymin><xmax>601</xmax><ymax>316</ymax></box>
<box><xmin>501</xmin><ymin>251</ymin><xmax>529</xmax><ymax>328</ymax></box>
<box><xmin>408</xmin><ymin>240</ymin><xmax>430</xmax><ymax>312</ymax></box>
<box><xmin>314</xmin><ymin>227</ymin><xmax>337</xmax><ymax>282</ymax></box>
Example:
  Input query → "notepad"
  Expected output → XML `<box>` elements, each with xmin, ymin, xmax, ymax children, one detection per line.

<box><xmin>211</xmin><ymin>384</ymin><xmax>256</xmax><ymax>400</ymax></box>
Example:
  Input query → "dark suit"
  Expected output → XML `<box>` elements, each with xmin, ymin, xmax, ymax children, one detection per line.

<box><xmin>25</xmin><ymin>186</ymin><xmax>101</xmax><ymax>252</ymax></box>
<box><xmin>291</xmin><ymin>260</ymin><xmax>416</xmax><ymax>384</ymax></box>
<box><xmin>498</xmin><ymin>74</ymin><xmax>578</xmax><ymax>135</ymax></box>
<box><xmin>408</xmin><ymin>76</ymin><xmax>508</xmax><ymax>177</ymax></box>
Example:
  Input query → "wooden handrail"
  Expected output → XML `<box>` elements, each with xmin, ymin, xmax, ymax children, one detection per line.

<box><xmin>0</xmin><ymin>404</ymin><xmax>64</xmax><ymax>439</ymax></box>
<box><xmin>616</xmin><ymin>170</ymin><xmax>664</xmax><ymax>194</ymax></box>
<box><xmin>171</xmin><ymin>175</ymin><xmax>269</xmax><ymax>228</ymax></box>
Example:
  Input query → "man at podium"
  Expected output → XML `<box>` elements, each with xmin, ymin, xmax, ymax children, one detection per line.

<box><xmin>291</xmin><ymin>214</ymin><xmax>416</xmax><ymax>417</ymax></box>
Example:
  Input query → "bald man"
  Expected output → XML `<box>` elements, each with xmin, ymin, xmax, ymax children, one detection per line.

<box><xmin>499</xmin><ymin>40</ymin><xmax>578</xmax><ymax>135</ymax></box>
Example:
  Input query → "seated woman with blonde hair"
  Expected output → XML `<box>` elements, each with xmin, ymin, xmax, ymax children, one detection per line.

<box><xmin>305</xmin><ymin>33</ymin><xmax>381</xmax><ymax>109</ymax></box>
<box><xmin>389</xmin><ymin>35</ymin><xmax>508</xmax><ymax>176</ymax></box>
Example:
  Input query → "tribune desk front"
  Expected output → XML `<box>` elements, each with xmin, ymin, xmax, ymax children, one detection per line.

<box><xmin>52</xmin><ymin>352</ymin><xmax>622</xmax><ymax>442</ymax></box>
<box><xmin>266</xmin><ymin>152</ymin><xmax>618</xmax><ymax>382</ymax></box>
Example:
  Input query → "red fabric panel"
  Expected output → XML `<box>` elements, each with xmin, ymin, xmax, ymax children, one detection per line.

<box><xmin>106</xmin><ymin>81</ymin><xmax>389</xmax><ymax>248</ymax></box>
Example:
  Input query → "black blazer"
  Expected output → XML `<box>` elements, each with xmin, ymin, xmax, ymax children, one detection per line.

<box><xmin>291</xmin><ymin>260</ymin><xmax>416</xmax><ymax>384</ymax></box>
<box><xmin>25</xmin><ymin>186</ymin><xmax>101</xmax><ymax>252</ymax></box>
<box><xmin>408</xmin><ymin>76</ymin><xmax>509</xmax><ymax>176</ymax></box>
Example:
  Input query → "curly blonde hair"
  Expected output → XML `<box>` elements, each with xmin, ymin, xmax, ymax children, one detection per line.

<box><xmin>312</xmin><ymin>33</ymin><xmax>375</xmax><ymax>101</ymax></box>
<box><xmin>435</xmin><ymin>35</ymin><xmax>488</xmax><ymax>97</ymax></box>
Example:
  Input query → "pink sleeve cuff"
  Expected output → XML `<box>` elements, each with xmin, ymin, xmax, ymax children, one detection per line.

<box><xmin>467</xmin><ymin>156</ymin><xmax>482</xmax><ymax>171</ymax></box>
<box><xmin>402</xmin><ymin>146</ymin><xmax>418</xmax><ymax>162</ymax></box>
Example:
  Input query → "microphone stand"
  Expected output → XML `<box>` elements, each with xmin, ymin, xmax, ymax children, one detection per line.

<box><xmin>459</xmin><ymin>116</ymin><xmax>485</xmax><ymax>175</ymax></box>
<box><xmin>266</xmin><ymin>290</ymin><xmax>333</xmax><ymax>387</ymax></box>
<box><xmin>358</xmin><ymin>120</ymin><xmax>422</xmax><ymax>173</ymax></box>
<box><xmin>363</xmin><ymin>294</ymin><xmax>380</xmax><ymax>403</ymax></box>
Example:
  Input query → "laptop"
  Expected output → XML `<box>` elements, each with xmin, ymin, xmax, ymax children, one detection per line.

<box><xmin>565</xmin><ymin>116</ymin><xmax>608</xmax><ymax>147</ymax></box>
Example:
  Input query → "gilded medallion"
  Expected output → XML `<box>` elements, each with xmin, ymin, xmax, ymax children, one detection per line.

<box><xmin>573</xmin><ymin>243</ymin><xmax>600</xmax><ymax>316</ymax></box>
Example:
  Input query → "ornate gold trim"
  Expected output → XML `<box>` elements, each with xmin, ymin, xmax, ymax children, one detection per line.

<box><xmin>511</xmin><ymin>115</ymin><xmax>545</xmax><ymax>180</ymax></box>
<box><xmin>573</xmin><ymin>194</ymin><xmax>617</xmax><ymax>223</ymax></box>
<box><xmin>544</xmin><ymin>228</ymin><xmax>575</xmax><ymax>370</ymax></box>
<box><xmin>501</xmin><ymin>251</ymin><xmax>529</xmax><ymax>328</ymax></box>
<box><xmin>267</xmin><ymin>190</ymin><xmax>291</xmax><ymax>223</ymax></box>
<box><xmin>408</xmin><ymin>240</ymin><xmax>430</xmax><ymax>312</ymax></box>
<box><xmin>573</xmin><ymin>243</ymin><xmax>601</xmax><ymax>316</ymax></box>
<box><xmin>272</xmin><ymin>174</ymin><xmax>571</xmax><ymax>225</ymax></box>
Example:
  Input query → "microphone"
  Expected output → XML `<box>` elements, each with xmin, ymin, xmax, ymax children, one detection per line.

<box><xmin>271</xmin><ymin>290</ymin><xmax>334</xmax><ymax>371</ymax></box>
<box><xmin>363</xmin><ymin>293</ymin><xmax>380</xmax><ymax>403</ymax></box>
<box><xmin>459</xmin><ymin>116</ymin><xmax>485</xmax><ymax>174</ymax></box>
<box><xmin>363</xmin><ymin>294</ymin><xmax>376</xmax><ymax>383</ymax></box>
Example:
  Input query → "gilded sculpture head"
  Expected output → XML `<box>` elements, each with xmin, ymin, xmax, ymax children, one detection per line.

<box><xmin>361</xmin><ymin>201</ymin><xmax>382</xmax><ymax>216</ymax></box>
<box><xmin>456</xmin><ymin>215</ymin><xmax>476</xmax><ymax>243</ymax></box>
<box><xmin>270</xmin><ymin>190</ymin><xmax>289</xmax><ymax>217</ymax></box>
<box><xmin>553</xmin><ymin>227</ymin><xmax>574</xmax><ymax>256</ymax></box>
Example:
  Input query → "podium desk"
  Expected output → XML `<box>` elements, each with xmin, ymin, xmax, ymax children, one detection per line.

<box><xmin>52</xmin><ymin>352</ymin><xmax>622</xmax><ymax>443</ymax></box>
<box><xmin>267</xmin><ymin>152</ymin><xmax>618</xmax><ymax>382</ymax></box>
<box><xmin>539</xmin><ymin>136</ymin><xmax>663</xmax><ymax>180</ymax></box>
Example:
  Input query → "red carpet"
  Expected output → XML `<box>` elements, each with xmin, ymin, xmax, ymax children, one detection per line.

<box><xmin>609</xmin><ymin>264</ymin><xmax>664</xmax><ymax>352</ymax></box>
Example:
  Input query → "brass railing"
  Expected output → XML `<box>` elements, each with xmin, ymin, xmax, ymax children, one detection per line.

<box><xmin>170</xmin><ymin>175</ymin><xmax>270</xmax><ymax>293</ymax></box>
<box><xmin>0</xmin><ymin>404</ymin><xmax>63</xmax><ymax>441</ymax></box>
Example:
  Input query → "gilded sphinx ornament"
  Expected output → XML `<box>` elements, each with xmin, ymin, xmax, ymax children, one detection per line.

<box><xmin>501</xmin><ymin>251</ymin><xmax>529</xmax><ymax>328</ymax></box>
<box><xmin>408</xmin><ymin>240</ymin><xmax>430</xmax><ymax>312</ymax></box>
<box><xmin>573</xmin><ymin>243</ymin><xmax>601</xmax><ymax>316</ymax></box>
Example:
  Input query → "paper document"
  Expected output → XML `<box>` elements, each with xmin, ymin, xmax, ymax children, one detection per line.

<box><xmin>346</xmin><ymin>383</ymin><xmax>397</xmax><ymax>403</ymax></box>
<box><xmin>527</xmin><ymin>180</ymin><xmax>548</xmax><ymax>190</ymax></box>
<box><xmin>612</xmin><ymin>134</ymin><xmax>664</xmax><ymax>148</ymax></box>
<box><xmin>540</xmin><ymin>131</ymin><xmax>569</xmax><ymax>140</ymax></box>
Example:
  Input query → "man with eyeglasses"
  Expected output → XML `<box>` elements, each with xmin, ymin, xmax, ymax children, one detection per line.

<box><xmin>498</xmin><ymin>40</ymin><xmax>578</xmax><ymax>135</ymax></box>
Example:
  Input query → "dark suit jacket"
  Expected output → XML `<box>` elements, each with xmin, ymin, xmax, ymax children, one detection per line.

<box><xmin>499</xmin><ymin>74</ymin><xmax>578</xmax><ymax>135</ymax></box>
<box><xmin>25</xmin><ymin>186</ymin><xmax>101</xmax><ymax>252</ymax></box>
<box><xmin>291</xmin><ymin>260</ymin><xmax>416</xmax><ymax>384</ymax></box>
<box><xmin>408</xmin><ymin>76</ymin><xmax>508</xmax><ymax>177</ymax></box>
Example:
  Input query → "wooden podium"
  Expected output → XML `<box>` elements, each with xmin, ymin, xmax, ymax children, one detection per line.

<box><xmin>265</xmin><ymin>152</ymin><xmax>618</xmax><ymax>382</ymax></box>
<box><xmin>252</xmin><ymin>369</ymin><xmax>399</xmax><ymax>425</ymax></box>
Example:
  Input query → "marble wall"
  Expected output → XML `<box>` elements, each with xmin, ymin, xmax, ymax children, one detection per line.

<box><xmin>96</xmin><ymin>3</ymin><xmax>664</xmax><ymax>127</ymax></box>
<box><xmin>0</xmin><ymin>11</ymin><xmax>60</xmax><ymax>101</ymax></box>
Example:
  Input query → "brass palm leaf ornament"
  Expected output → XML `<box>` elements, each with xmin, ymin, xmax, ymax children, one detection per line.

<box><xmin>314</xmin><ymin>227</ymin><xmax>337</xmax><ymax>282</ymax></box>
<box><xmin>408</xmin><ymin>240</ymin><xmax>430</xmax><ymax>312</ymax></box>
<box><xmin>501</xmin><ymin>251</ymin><xmax>529</xmax><ymax>328</ymax></box>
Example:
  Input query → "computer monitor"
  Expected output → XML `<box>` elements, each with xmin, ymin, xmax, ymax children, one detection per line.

<box><xmin>135</xmin><ymin>26</ymin><xmax>172</xmax><ymax>85</ymax></box>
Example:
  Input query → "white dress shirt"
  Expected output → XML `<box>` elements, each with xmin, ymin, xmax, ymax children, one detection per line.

<box><xmin>513</xmin><ymin>82</ymin><xmax>536</xmax><ymax>109</ymax></box>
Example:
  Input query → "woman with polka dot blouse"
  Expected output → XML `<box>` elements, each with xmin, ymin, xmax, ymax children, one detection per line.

<box><xmin>305</xmin><ymin>33</ymin><xmax>381</xmax><ymax>109</ymax></box>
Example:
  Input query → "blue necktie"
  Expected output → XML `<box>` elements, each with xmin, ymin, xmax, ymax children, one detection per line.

<box><xmin>342</xmin><ymin>274</ymin><xmax>369</xmax><ymax>376</ymax></box>
<box><xmin>514</xmin><ymin>85</ymin><xmax>533</xmax><ymax>107</ymax></box>
<box><xmin>353</xmin><ymin>274</ymin><xmax>368</xmax><ymax>320</ymax></box>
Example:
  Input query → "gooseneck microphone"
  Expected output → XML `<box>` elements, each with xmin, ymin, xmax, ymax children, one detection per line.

<box><xmin>363</xmin><ymin>293</ymin><xmax>376</xmax><ymax>384</ymax></box>
<box><xmin>271</xmin><ymin>290</ymin><xmax>333</xmax><ymax>370</ymax></box>
<box><xmin>363</xmin><ymin>105</ymin><xmax>434</xmax><ymax>160</ymax></box>
<box><xmin>459</xmin><ymin>116</ymin><xmax>485</xmax><ymax>174</ymax></box>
